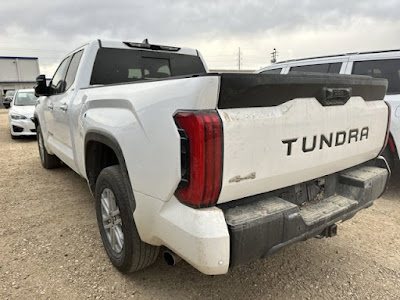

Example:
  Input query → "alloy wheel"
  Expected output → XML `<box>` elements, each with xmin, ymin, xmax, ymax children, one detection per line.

<box><xmin>101</xmin><ymin>188</ymin><xmax>124</xmax><ymax>253</ymax></box>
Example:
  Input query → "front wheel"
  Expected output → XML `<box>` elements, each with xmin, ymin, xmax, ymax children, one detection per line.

<box><xmin>37</xmin><ymin>125</ymin><xmax>61</xmax><ymax>169</ymax></box>
<box><xmin>95</xmin><ymin>166</ymin><xmax>159</xmax><ymax>272</ymax></box>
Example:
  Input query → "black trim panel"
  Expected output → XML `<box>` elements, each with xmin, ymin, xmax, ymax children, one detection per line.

<box><xmin>85</xmin><ymin>131</ymin><xmax>136</xmax><ymax>212</ymax></box>
<box><xmin>217</xmin><ymin>73</ymin><xmax>388</xmax><ymax>109</ymax></box>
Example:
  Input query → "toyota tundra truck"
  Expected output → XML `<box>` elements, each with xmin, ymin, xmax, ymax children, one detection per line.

<box><xmin>33</xmin><ymin>40</ymin><xmax>390</xmax><ymax>275</ymax></box>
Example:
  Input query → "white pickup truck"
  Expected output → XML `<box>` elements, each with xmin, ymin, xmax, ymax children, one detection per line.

<box><xmin>34</xmin><ymin>40</ymin><xmax>390</xmax><ymax>275</ymax></box>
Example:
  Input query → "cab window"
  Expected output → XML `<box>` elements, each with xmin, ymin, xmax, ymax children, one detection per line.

<box><xmin>352</xmin><ymin>59</ymin><xmax>400</xmax><ymax>94</ymax></box>
<box><xmin>289</xmin><ymin>63</ymin><xmax>342</xmax><ymax>74</ymax></box>
<box><xmin>65</xmin><ymin>50</ymin><xmax>84</xmax><ymax>91</ymax></box>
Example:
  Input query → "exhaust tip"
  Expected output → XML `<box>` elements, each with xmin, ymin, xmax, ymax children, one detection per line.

<box><xmin>163</xmin><ymin>250</ymin><xmax>182</xmax><ymax>266</ymax></box>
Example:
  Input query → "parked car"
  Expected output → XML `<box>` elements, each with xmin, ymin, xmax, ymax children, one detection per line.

<box><xmin>3</xmin><ymin>90</ymin><xmax>15</xmax><ymax>108</ymax></box>
<box><xmin>258</xmin><ymin>49</ymin><xmax>400</xmax><ymax>170</ymax></box>
<box><xmin>8</xmin><ymin>89</ymin><xmax>37</xmax><ymax>139</ymax></box>
<box><xmin>33</xmin><ymin>40</ymin><xmax>390</xmax><ymax>275</ymax></box>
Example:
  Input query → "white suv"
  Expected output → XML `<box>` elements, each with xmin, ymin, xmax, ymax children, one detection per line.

<box><xmin>258</xmin><ymin>50</ymin><xmax>400</xmax><ymax>169</ymax></box>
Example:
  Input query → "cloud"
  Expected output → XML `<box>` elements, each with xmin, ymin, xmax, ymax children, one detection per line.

<box><xmin>1</xmin><ymin>0</ymin><xmax>400</xmax><ymax>74</ymax></box>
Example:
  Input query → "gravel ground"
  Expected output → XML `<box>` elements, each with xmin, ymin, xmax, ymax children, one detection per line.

<box><xmin>0</xmin><ymin>108</ymin><xmax>399</xmax><ymax>300</ymax></box>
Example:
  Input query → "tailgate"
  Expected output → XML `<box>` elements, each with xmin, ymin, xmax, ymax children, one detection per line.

<box><xmin>217</xmin><ymin>73</ymin><xmax>389</xmax><ymax>203</ymax></box>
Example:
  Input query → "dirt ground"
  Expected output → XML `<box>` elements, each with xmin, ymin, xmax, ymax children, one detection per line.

<box><xmin>0</xmin><ymin>109</ymin><xmax>399</xmax><ymax>300</ymax></box>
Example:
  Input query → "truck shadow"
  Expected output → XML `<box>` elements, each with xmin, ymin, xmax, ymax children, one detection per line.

<box><xmin>10</xmin><ymin>135</ymin><xmax>37</xmax><ymax>142</ymax></box>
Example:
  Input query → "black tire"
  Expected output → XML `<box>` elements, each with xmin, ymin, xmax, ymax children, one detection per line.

<box><xmin>37</xmin><ymin>125</ymin><xmax>62</xmax><ymax>169</ymax></box>
<box><xmin>10</xmin><ymin>132</ymin><xmax>17</xmax><ymax>140</ymax></box>
<box><xmin>382</xmin><ymin>146</ymin><xmax>395</xmax><ymax>172</ymax></box>
<box><xmin>95</xmin><ymin>166</ymin><xmax>159</xmax><ymax>272</ymax></box>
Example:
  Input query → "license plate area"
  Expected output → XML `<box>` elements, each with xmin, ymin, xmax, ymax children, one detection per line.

<box><xmin>273</xmin><ymin>174</ymin><xmax>337</xmax><ymax>207</ymax></box>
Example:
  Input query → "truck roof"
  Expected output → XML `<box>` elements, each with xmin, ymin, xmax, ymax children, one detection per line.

<box><xmin>275</xmin><ymin>48</ymin><xmax>400</xmax><ymax>65</ymax></box>
<box><xmin>99</xmin><ymin>40</ymin><xmax>199</xmax><ymax>56</ymax></box>
<box><xmin>64</xmin><ymin>40</ymin><xmax>200</xmax><ymax>60</ymax></box>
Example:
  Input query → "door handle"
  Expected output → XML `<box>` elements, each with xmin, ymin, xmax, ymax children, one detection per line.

<box><xmin>47</xmin><ymin>103</ymin><xmax>54</xmax><ymax>110</ymax></box>
<box><xmin>60</xmin><ymin>103</ymin><xmax>68</xmax><ymax>112</ymax></box>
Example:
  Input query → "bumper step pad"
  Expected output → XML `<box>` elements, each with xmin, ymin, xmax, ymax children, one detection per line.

<box><xmin>299</xmin><ymin>196</ymin><xmax>357</xmax><ymax>226</ymax></box>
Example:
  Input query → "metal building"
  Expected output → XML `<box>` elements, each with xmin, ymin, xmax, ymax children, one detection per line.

<box><xmin>0</xmin><ymin>56</ymin><xmax>40</xmax><ymax>98</ymax></box>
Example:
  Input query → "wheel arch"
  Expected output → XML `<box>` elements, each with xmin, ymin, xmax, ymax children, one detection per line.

<box><xmin>85</xmin><ymin>130</ymin><xmax>136</xmax><ymax>212</ymax></box>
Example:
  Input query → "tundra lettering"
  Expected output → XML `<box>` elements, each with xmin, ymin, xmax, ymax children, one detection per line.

<box><xmin>283</xmin><ymin>127</ymin><xmax>369</xmax><ymax>156</ymax></box>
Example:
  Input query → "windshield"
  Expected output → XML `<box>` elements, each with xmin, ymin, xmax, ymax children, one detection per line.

<box><xmin>14</xmin><ymin>91</ymin><xmax>38</xmax><ymax>106</ymax></box>
<box><xmin>5</xmin><ymin>91</ymin><xmax>15</xmax><ymax>98</ymax></box>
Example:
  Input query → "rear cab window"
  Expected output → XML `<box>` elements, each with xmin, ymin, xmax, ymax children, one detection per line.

<box><xmin>352</xmin><ymin>59</ymin><xmax>400</xmax><ymax>94</ymax></box>
<box><xmin>90</xmin><ymin>48</ymin><xmax>206</xmax><ymax>85</ymax></box>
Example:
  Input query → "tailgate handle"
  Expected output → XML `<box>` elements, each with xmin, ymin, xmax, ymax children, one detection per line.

<box><xmin>317</xmin><ymin>88</ymin><xmax>352</xmax><ymax>106</ymax></box>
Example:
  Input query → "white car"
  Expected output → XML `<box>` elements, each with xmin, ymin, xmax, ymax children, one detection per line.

<box><xmin>9</xmin><ymin>89</ymin><xmax>37</xmax><ymax>139</ymax></box>
<box><xmin>257</xmin><ymin>49</ymin><xmax>400</xmax><ymax>170</ymax></box>
<box><xmin>3</xmin><ymin>90</ymin><xmax>15</xmax><ymax>108</ymax></box>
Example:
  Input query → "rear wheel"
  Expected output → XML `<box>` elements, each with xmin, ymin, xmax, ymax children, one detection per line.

<box><xmin>95</xmin><ymin>166</ymin><xmax>159</xmax><ymax>272</ymax></box>
<box><xmin>37</xmin><ymin>125</ymin><xmax>61</xmax><ymax>169</ymax></box>
<box><xmin>381</xmin><ymin>146</ymin><xmax>395</xmax><ymax>172</ymax></box>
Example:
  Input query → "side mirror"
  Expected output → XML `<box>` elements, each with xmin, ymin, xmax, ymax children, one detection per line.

<box><xmin>35</xmin><ymin>75</ymin><xmax>49</xmax><ymax>97</ymax></box>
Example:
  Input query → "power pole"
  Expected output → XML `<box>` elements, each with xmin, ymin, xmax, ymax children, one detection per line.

<box><xmin>237</xmin><ymin>47</ymin><xmax>243</xmax><ymax>70</ymax></box>
<box><xmin>271</xmin><ymin>48</ymin><xmax>278</xmax><ymax>63</ymax></box>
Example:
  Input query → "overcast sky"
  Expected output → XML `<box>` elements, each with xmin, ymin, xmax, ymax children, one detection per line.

<box><xmin>1</xmin><ymin>0</ymin><xmax>400</xmax><ymax>76</ymax></box>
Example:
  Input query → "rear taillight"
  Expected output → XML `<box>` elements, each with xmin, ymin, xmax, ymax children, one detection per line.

<box><xmin>174</xmin><ymin>110</ymin><xmax>223</xmax><ymax>208</ymax></box>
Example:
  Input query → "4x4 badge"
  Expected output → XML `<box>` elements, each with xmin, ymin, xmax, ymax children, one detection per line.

<box><xmin>229</xmin><ymin>172</ymin><xmax>256</xmax><ymax>183</ymax></box>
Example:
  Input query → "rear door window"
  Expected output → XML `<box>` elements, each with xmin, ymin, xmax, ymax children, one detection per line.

<box><xmin>352</xmin><ymin>59</ymin><xmax>400</xmax><ymax>94</ymax></box>
<box><xmin>289</xmin><ymin>63</ymin><xmax>342</xmax><ymax>74</ymax></box>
